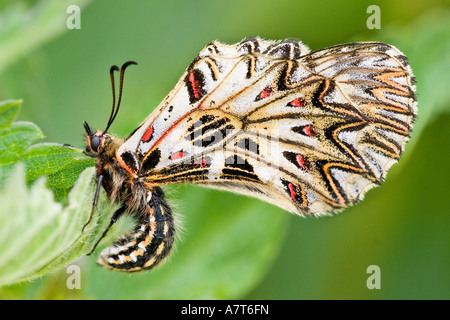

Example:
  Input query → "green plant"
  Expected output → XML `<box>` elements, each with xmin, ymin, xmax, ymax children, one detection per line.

<box><xmin>0</xmin><ymin>100</ymin><xmax>111</xmax><ymax>286</ymax></box>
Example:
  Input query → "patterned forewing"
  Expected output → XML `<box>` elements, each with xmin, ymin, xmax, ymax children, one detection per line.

<box><xmin>118</xmin><ymin>38</ymin><xmax>416</xmax><ymax>216</ymax></box>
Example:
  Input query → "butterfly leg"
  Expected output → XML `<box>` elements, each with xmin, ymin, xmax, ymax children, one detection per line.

<box><xmin>87</xmin><ymin>203</ymin><xmax>127</xmax><ymax>256</ymax></box>
<box><xmin>96</xmin><ymin>188</ymin><xmax>176</xmax><ymax>272</ymax></box>
<box><xmin>81</xmin><ymin>173</ymin><xmax>104</xmax><ymax>232</ymax></box>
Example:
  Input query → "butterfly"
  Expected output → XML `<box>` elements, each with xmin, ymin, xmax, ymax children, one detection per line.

<box><xmin>82</xmin><ymin>38</ymin><xmax>416</xmax><ymax>272</ymax></box>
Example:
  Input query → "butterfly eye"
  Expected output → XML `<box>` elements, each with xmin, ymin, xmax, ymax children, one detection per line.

<box><xmin>91</xmin><ymin>135</ymin><xmax>101</xmax><ymax>152</ymax></box>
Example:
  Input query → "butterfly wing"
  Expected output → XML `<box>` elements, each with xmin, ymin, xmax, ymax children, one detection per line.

<box><xmin>117</xmin><ymin>38</ymin><xmax>416</xmax><ymax>216</ymax></box>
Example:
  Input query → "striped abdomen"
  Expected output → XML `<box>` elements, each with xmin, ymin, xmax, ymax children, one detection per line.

<box><xmin>97</xmin><ymin>188</ymin><xmax>175</xmax><ymax>272</ymax></box>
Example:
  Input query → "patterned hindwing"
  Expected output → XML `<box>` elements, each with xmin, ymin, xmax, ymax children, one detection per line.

<box><xmin>117</xmin><ymin>38</ymin><xmax>416</xmax><ymax>216</ymax></box>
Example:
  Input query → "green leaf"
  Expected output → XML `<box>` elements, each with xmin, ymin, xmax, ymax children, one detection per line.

<box><xmin>0</xmin><ymin>100</ymin><xmax>95</xmax><ymax>201</ymax></box>
<box><xmin>0</xmin><ymin>164</ymin><xmax>112</xmax><ymax>286</ymax></box>
<box><xmin>0</xmin><ymin>99</ymin><xmax>110</xmax><ymax>286</ymax></box>
<box><xmin>22</xmin><ymin>143</ymin><xmax>95</xmax><ymax>201</ymax></box>
<box><xmin>0</xmin><ymin>99</ymin><xmax>21</xmax><ymax>128</ymax></box>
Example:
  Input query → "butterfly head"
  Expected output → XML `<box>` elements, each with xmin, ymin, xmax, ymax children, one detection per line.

<box><xmin>83</xmin><ymin>121</ymin><xmax>113</xmax><ymax>156</ymax></box>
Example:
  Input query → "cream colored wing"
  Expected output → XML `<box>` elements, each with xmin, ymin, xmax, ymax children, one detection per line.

<box><xmin>116</xmin><ymin>38</ymin><xmax>416</xmax><ymax>216</ymax></box>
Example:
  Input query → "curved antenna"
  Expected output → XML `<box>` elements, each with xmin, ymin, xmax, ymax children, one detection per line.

<box><xmin>103</xmin><ymin>65</ymin><xmax>119</xmax><ymax>134</ymax></box>
<box><xmin>103</xmin><ymin>61</ymin><xmax>137</xmax><ymax>134</ymax></box>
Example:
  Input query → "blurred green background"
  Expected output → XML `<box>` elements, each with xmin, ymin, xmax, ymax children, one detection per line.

<box><xmin>0</xmin><ymin>0</ymin><xmax>449</xmax><ymax>299</ymax></box>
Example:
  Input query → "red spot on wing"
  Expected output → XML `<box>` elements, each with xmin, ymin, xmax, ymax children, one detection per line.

<box><xmin>296</xmin><ymin>154</ymin><xmax>307</xmax><ymax>170</ymax></box>
<box><xmin>288</xmin><ymin>98</ymin><xmax>304</xmax><ymax>107</ymax></box>
<box><xmin>189</xmin><ymin>72</ymin><xmax>201</xmax><ymax>99</ymax></box>
<box><xmin>288</xmin><ymin>183</ymin><xmax>298</xmax><ymax>202</ymax></box>
<box><xmin>193</xmin><ymin>157</ymin><xmax>207</xmax><ymax>168</ymax></box>
<box><xmin>169</xmin><ymin>151</ymin><xmax>185</xmax><ymax>160</ymax></box>
<box><xmin>142</xmin><ymin>126</ymin><xmax>154</xmax><ymax>142</ymax></box>
<box><xmin>282</xmin><ymin>179</ymin><xmax>307</xmax><ymax>207</ymax></box>
<box><xmin>303</xmin><ymin>124</ymin><xmax>315</xmax><ymax>136</ymax></box>
<box><xmin>258</xmin><ymin>85</ymin><xmax>274</xmax><ymax>100</ymax></box>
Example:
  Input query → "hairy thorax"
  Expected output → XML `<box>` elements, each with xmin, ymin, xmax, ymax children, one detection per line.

<box><xmin>97</xmin><ymin>134</ymin><xmax>149</xmax><ymax>214</ymax></box>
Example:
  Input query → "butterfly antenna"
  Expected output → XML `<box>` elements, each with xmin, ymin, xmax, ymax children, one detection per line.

<box><xmin>104</xmin><ymin>61</ymin><xmax>137</xmax><ymax>134</ymax></box>
<box><xmin>103</xmin><ymin>65</ymin><xmax>120</xmax><ymax>134</ymax></box>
